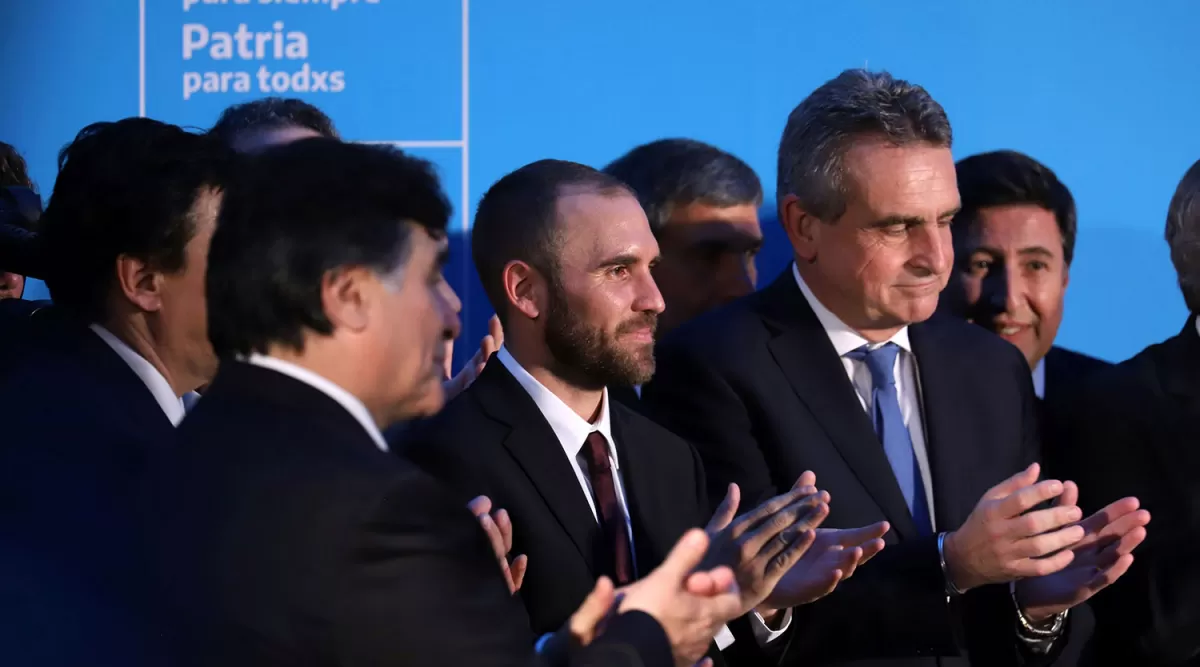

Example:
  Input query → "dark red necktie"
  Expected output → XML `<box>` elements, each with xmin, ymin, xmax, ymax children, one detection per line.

<box><xmin>582</xmin><ymin>431</ymin><xmax>634</xmax><ymax>585</ymax></box>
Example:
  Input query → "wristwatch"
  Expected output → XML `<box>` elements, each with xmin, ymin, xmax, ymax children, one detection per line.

<box><xmin>1010</xmin><ymin>582</ymin><xmax>1067</xmax><ymax>638</ymax></box>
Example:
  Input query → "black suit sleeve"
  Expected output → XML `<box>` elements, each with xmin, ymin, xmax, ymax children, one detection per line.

<box><xmin>643</xmin><ymin>340</ymin><xmax>777</xmax><ymax>512</ymax></box>
<box><xmin>335</xmin><ymin>470</ymin><xmax>538</xmax><ymax>666</ymax></box>
<box><xmin>543</xmin><ymin>611</ymin><xmax>673</xmax><ymax>667</ymax></box>
<box><xmin>337</xmin><ymin>468</ymin><xmax>676</xmax><ymax>667</ymax></box>
<box><xmin>958</xmin><ymin>346</ymin><xmax>1093</xmax><ymax>667</ymax></box>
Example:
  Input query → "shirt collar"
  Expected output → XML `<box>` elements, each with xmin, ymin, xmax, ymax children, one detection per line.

<box><xmin>244</xmin><ymin>354</ymin><xmax>389</xmax><ymax>453</ymax></box>
<box><xmin>1031</xmin><ymin>357</ymin><xmax>1046</xmax><ymax>400</ymax></box>
<box><xmin>496</xmin><ymin>346</ymin><xmax>618</xmax><ymax>467</ymax></box>
<box><xmin>792</xmin><ymin>262</ymin><xmax>912</xmax><ymax>356</ymax></box>
<box><xmin>89</xmin><ymin>324</ymin><xmax>186</xmax><ymax>426</ymax></box>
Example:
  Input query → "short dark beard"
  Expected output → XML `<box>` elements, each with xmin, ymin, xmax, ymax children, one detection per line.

<box><xmin>543</xmin><ymin>277</ymin><xmax>656</xmax><ymax>391</ymax></box>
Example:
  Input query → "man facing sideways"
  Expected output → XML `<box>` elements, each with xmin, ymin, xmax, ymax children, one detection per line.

<box><xmin>403</xmin><ymin>159</ymin><xmax>888</xmax><ymax>667</ymax></box>
<box><xmin>1043</xmin><ymin>158</ymin><xmax>1200</xmax><ymax>665</ymax></box>
<box><xmin>144</xmin><ymin>139</ymin><xmax>748</xmax><ymax>667</ymax></box>
<box><xmin>0</xmin><ymin>119</ymin><xmax>231</xmax><ymax>666</ymax></box>
<box><xmin>939</xmin><ymin>150</ymin><xmax>1110</xmax><ymax>403</ymax></box>
<box><xmin>643</xmin><ymin>69</ymin><xmax>1149</xmax><ymax>666</ymax></box>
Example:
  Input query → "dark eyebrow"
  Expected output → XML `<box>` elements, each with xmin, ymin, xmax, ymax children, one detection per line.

<box><xmin>600</xmin><ymin>253</ymin><xmax>640</xmax><ymax>268</ymax></box>
<box><xmin>1017</xmin><ymin>246</ymin><xmax>1055</xmax><ymax>258</ymax></box>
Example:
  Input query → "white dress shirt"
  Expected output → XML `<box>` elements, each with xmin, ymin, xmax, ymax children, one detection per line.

<box><xmin>1031</xmin><ymin>358</ymin><xmax>1046</xmax><ymax>400</ymax></box>
<box><xmin>792</xmin><ymin>264</ymin><xmax>938</xmax><ymax>530</ymax></box>
<box><xmin>497</xmin><ymin>346</ymin><xmax>790</xmax><ymax>649</ymax></box>
<box><xmin>245</xmin><ymin>354</ymin><xmax>389</xmax><ymax>453</ymax></box>
<box><xmin>496</xmin><ymin>347</ymin><xmax>633</xmax><ymax>543</ymax></box>
<box><xmin>90</xmin><ymin>324</ymin><xmax>187</xmax><ymax>426</ymax></box>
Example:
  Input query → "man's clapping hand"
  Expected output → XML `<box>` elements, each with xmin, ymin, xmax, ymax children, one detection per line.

<box><xmin>942</xmin><ymin>463</ymin><xmax>1085</xmax><ymax>591</ymax></box>
<box><xmin>1015</xmin><ymin>480</ymin><xmax>1149</xmax><ymax>622</ymax></box>
<box><xmin>618</xmin><ymin>529</ymin><xmax>745</xmax><ymax>667</ymax></box>
<box><xmin>700</xmin><ymin>473</ymin><xmax>830</xmax><ymax>620</ymax></box>
<box><xmin>763</xmin><ymin>519</ymin><xmax>890</xmax><ymax>608</ymax></box>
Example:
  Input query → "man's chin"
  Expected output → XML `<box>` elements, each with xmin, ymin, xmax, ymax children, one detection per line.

<box><xmin>397</xmin><ymin>379</ymin><xmax>447</xmax><ymax>421</ymax></box>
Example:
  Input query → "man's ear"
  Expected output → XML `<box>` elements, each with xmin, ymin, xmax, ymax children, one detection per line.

<box><xmin>503</xmin><ymin>260</ymin><xmax>547</xmax><ymax>321</ymax></box>
<box><xmin>779</xmin><ymin>194</ymin><xmax>823</xmax><ymax>264</ymax></box>
<box><xmin>115</xmin><ymin>254</ymin><xmax>165</xmax><ymax>313</ymax></box>
<box><xmin>321</xmin><ymin>266</ymin><xmax>375</xmax><ymax>333</ymax></box>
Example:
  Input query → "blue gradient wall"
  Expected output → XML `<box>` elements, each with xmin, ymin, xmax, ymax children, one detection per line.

<box><xmin>3</xmin><ymin>0</ymin><xmax>1198</xmax><ymax>367</ymax></box>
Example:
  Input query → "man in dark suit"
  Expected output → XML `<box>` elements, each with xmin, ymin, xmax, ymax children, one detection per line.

<box><xmin>938</xmin><ymin>150</ymin><xmax>1110</xmax><ymax>404</ymax></box>
<box><xmin>1043</xmin><ymin>158</ymin><xmax>1200</xmax><ymax>666</ymax></box>
<box><xmin>403</xmin><ymin>159</ymin><xmax>888</xmax><ymax>666</ymax></box>
<box><xmin>0</xmin><ymin>119</ymin><xmax>231</xmax><ymax>666</ymax></box>
<box><xmin>643</xmin><ymin>69</ymin><xmax>1149</xmax><ymax>666</ymax></box>
<box><xmin>145</xmin><ymin>139</ymin><xmax>747</xmax><ymax>667</ymax></box>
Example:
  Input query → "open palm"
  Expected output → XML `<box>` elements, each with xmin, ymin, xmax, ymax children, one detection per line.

<box><xmin>765</xmin><ymin>522</ymin><xmax>890</xmax><ymax>607</ymax></box>
<box><xmin>1015</xmin><ymin>481</ymin><xmax>1149</xmax><ymax>621</ymax></box>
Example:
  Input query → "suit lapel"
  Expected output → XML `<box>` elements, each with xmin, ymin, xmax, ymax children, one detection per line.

<box><xmin>908</xmin><ymin>320</ymin><xmax>976</xmax><ymax>531</ymax></box>
<box><xmin>472</xmin><ymin>359</ymin><xmax>602</xmax><ymax>571</ymax></box>
<box><xmin>757</xmin><ymin>272</ymin><xmax>920</xmax><ymax>539</ymax></box>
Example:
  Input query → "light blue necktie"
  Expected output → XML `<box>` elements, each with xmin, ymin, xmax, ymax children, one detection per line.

<box><xmin>845</xmin><ymin>343</ymin><xmax>933</xmax><ymax>535</ymax></box>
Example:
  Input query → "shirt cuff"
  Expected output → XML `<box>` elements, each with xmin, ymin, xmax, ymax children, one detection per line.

<box><xmin>714</xmin><ymin>624</ymin><xmax>735</xmax><ymax>650</ymax></box>
<box><xmin>709</xmin><ymin>608</ymin><xmax>797</xmax><ymax>652</ymax></box>
<box><xmin>751</xmin><ymin>608</ymin><xmax>793</xmax><ymax>645</ymax></box>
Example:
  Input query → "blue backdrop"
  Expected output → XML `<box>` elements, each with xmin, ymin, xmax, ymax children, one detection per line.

<box><xmin>4</xmin><ymin>0</ymin><xmax>1198</xmax><ymax>368</ymax></box>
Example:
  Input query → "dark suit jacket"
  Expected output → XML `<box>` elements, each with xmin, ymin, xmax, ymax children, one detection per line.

<box><xmin>0</xmin><ymin>317</ymin><xmax>176</xmax><ymax>666</ymax></box>
<box><xmin>1041</xmin><ymin>346</ymin><xmax>1111</xmax><ymax>404</ymax></box>
<box><xmin>642</xmin><ymin>269</ymin><xmax>1087</xmax><ymax>667</ymax></box>
<box><xmin>1044</xmin><ymin>318</ymin><xmax>1200</xmax><ymax>666</ymax></box>
<box><xmin>402</xmin><ymin>358</ymin><xmax>781</xmax><ymax>666</ymax></box>
<box><xmin>145</xmin><ymin>360</ymin><xmax>674</xmax><ymax>667</ymax></box>
<box><xmin>608</xmin><ymin>384</ymin><xmax>642</xmax><ymax>411</ymax></box>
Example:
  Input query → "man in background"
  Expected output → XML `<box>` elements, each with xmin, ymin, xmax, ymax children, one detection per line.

<box><xmin>0</xmin><ymin>118</ymin><xmax>232</xmax><ymax>666</ymax></box>
<box><xmin>0</xmin><ymin>140</ymin><xmax>37</xmax><ymax>299</ymax></box>
<box><xmin>1044</xmin><ymin>158</ymin><xmax>1200</xmax><ymax>666</ymax></box>
<box><xmin>603</xmin><ymin>139</ymin><xmax>764</xmax><ymax>340</ymax></box>
<box><xmin>208</xmin><ymin>96</ymin><xmax>339</xmax><ymax>153</ymax></box>
<box><xmin>940</xmin><ymin>150</ymin><xmax>1109</xmax><ymax>402</ymax></box>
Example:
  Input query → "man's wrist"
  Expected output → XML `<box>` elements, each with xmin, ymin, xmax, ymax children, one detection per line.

<box><xmin>938</xmin><ymin>531</ymin><xmax>969</xmax><ymax>595</ymax></box>
<box><xmin>1008</xmin><ymin>583</ymin><xmax>1066</xmax><ymax>654</ymax></box>
<box><xmin>1010</xmin><ymin>581</ymin><xmax>1067</xmax><ymax>630</ymax></box>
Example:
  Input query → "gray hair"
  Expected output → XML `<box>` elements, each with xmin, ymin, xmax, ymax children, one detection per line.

<box><xmin>776</xmin><ymin>69</ymin><xmax>953</xmax><ymax>221</ymax></box>
<box><xmin>1166</xmin><ymin>158</ymin><xmax>1200</xmax><ymax>313</ymax></box>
